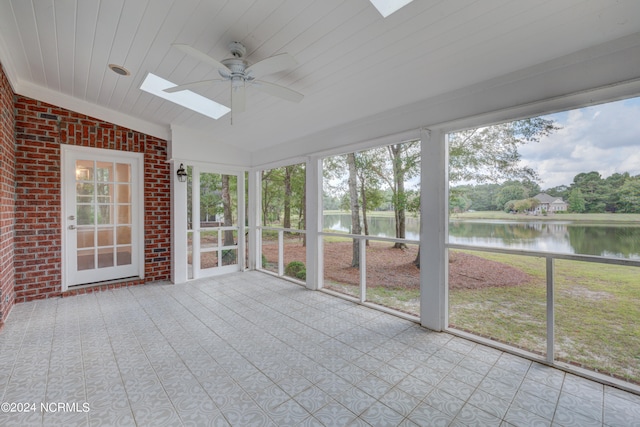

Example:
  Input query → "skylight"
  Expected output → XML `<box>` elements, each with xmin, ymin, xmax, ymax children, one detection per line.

<box><xmin>139</xmin><ymin>73</ymin><xmax>230</xmax><ymax>120</ymax></box>
<box><xmin>369</xmin><ymin>0</ymin><xmax>415</xmax><ymax>17</ymax></box>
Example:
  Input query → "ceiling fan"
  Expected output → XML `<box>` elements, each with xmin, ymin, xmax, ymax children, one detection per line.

<box><xmin>166</xmin><ymin>41</ymin><xmax>303</xmax><ymax>123</ymax></box>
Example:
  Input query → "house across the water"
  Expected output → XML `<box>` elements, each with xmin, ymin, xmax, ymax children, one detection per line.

<box><xmin>533</xmin><ymin>193</ymin><xmax>568</xmax><ymax>214</ymax></box>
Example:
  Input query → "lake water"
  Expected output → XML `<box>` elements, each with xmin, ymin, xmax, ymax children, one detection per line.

<box><xmin>323</xmin><ymin>214</ymin><xmax>640</xmax><ymax>260</ymax></box>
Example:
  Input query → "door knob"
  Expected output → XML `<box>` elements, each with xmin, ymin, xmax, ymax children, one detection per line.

<box><xmin>68</xmin><ymin>225</ymin><xmax>76</xmax><ymax>230</ymax></box>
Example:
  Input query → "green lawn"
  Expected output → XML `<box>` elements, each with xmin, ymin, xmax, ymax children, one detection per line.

<box><xmin>449</xmin><ymin>249</ymin><xmax>640</xmax><ymax>383</ymax></box>
<box><xmin>451</xmin><ymin>210</ymin><xmax>640</xmax><ymax>223</ymax></box>
<box><xmin>325</xmin><ymin>247</ymin><xmax>640</xmax><ymax>383</ymax></box>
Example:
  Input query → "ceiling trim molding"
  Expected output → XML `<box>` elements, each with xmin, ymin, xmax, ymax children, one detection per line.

<box><xmin>14</xmin><ymin>81</ymin><xmax>170</xmax><ymax>140</ymax></box>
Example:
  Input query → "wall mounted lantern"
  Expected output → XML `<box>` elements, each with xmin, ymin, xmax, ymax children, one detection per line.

<box><xmin>176</xmin><ymin>163</ymin><xmax>187</xmax><ymax>182</ymax></box>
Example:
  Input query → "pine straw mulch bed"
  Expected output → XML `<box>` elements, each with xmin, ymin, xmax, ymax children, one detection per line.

<box><xmin>262</xmin><ymin>240</ymin><xmax>532</xmax><ymax>290</ymax></box>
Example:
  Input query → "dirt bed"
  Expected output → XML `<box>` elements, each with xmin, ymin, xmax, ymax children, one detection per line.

<box><xmin>262</xmin><ymin>240</ymin><xmax>532</xmax><ymax>290</ymax></box>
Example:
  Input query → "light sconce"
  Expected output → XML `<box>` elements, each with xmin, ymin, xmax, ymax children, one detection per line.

<box><xmin>176</xmin><ymin>163</ymin><xmax>187</xmax><ymax>182</ymax></box>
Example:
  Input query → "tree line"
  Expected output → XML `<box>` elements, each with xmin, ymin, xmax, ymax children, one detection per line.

<box><xmin>452</xmin><ymin>171</ymin><xmax>640</xmax><ymax>213</ymax></box>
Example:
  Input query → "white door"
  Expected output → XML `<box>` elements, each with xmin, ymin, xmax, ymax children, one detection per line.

<box><xmin>63</xmin><ymin>147</ymin><xmax>143</xmax><ymax>288</ymax></box>
<box><xmin>188</xmin><ymin>167</ymin><xmax>244</xmax><ymax>279</ymax></box>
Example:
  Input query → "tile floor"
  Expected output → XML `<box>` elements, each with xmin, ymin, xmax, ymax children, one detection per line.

<box><xmin>1</xmin><ymin>272</ymin><xmax>639</xmax><ymax>426</ymax></box>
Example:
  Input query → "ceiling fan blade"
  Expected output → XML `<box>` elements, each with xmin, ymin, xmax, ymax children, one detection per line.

<box><xmin>246</xmin><ymin>53</ymin><xmax>297</xmax><ymax>77</ymax></box>
<box><xmin>252</xmin><ymin>80</ymin><xmax>304</xmax><ymax>103</ymax></box>
<box><xmin>163</xmin><ymin>79</ymin><xmax>224</xmax><ymax>93</ymax></box>
<box><xmin>172</xmin><ymin>43</ymin><xmax>230</xmax><ymax>72</ymax></box>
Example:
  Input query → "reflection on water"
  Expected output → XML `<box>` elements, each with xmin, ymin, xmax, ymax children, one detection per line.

<box><xmin>323</xmin><ymin>214</ymin><xmax>640</xmax><ymax>259</ymax></box>
<box><xmin>324</xmin><ymin>214</ymin><xmax>420</xmax><ymax>240</ymax></box>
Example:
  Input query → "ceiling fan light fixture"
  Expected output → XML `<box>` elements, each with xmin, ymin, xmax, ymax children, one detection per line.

<box><xmin>169</xmin><ymin>41</ymin><xmax>303</xmax><ymax>124</ymax></box>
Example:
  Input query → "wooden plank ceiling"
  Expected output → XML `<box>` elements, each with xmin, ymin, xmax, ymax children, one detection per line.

<box><xmin>1</xmin><ymin>0</ymin><xmax>640</xmax><ymax>153</ymax></box>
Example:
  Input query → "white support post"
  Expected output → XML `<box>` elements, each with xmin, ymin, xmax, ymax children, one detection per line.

<box><xmin>192</xmin><ymin>166</ymin><xmax>201</xmax><ymax>279</ymax></box>
<box><xmin>278</xmin><ymin>230</ymin><xmax>284</xmax><ymax>276</ymax></box>
<box><xmin>546</xmin><ymin>256</ymin><xmax>555</xmax><ymax>363</ymax></box>
<box><xmin>420</xmin><ymin>129</ymin><xmax>448</xmax><ymax>331</ymax></box>
<box><xmin>360</xmin><ymin>237</ymin><xmax>367</xmax><ymax>303</ymax></box>
<box><xmin>247</xmin><ymin>169</ymin><xmax>260</xmax><ymax>270</ymax></box>
<box><xmin>171</xmin><ymin>160</ymin><xmax>188</xmax><ymax>284</ymax></box>
<box><xmin>305</xmin><ymin>156</ymin><xmax>322</xmax><ymax>290</ymax></box>
<box><xmin>237</xmin><ymin>170</ymin><xmax>246</xmax><ymax>271</ymax></box>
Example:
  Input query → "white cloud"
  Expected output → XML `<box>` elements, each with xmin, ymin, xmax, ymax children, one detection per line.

<box><xmin>518</xmin><ymin>96</ymin><xmax>640</xmax><ymax>188</ymax></box>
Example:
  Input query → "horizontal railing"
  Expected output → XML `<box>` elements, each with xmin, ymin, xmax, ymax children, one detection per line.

<box><xmin>258</xmin><ymin>226</ymin><xmax>306</xmax><ymax>277</ymax></box>
<box><xmin>446</xmin><ymin>242</ymin><xmax>640</xmax><ymax>392</ymax></box>
<box><xmin>447</xmin><ymin>243</ymin><xmax>640</xmax><ymax>267</ymax></box>
<box><xmin>319</xmin><ymin>231</ymin><xmax>419</xmax><ymax>306</ymax></box>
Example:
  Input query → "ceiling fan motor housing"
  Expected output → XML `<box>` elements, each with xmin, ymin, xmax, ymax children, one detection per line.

<box><xmin>228</xmin><ymin>41</ymin><xmax>246</xmax><ymax>58</ymax></box>
<box><xmin>219</xmin><ymin>58</ymin><xmax>252</xmax><ymax>81</ymax></box>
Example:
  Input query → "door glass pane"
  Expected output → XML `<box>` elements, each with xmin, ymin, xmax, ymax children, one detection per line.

<box><xmin>187</xmin><ymin>231</ymin><xmax>194</xmax><ymax>279</ymax></box>
<box><xmin>97</xmin><ymin>228</ymin><xmax>114</xmax><ymax>246</ymax></box>
<box><xmin>77</xmin><ymin>205</ymin><xmax>94</xmax><ymax>225</ymax></box>
<box><xmin>117</xmin><ymin>184</ymin><xmax>130</xmax><ymax>203</ymax></box>
<box><xmin>201</xmin><ymin>250</ymin><xmax>218</xmax><ymax>269</ymax></box>
<box><xmin>96</xmin><ymin>162</ymin><xmax>113</xmax><ymax>181</ymax></box>
<box><xmin>117</xmin><ymin>247</ymin><xmax>132</xmax><ymax>266</ymax></box>
<box><xmin>97</xmin><ymin>183</ymin><xmax>113</xmax><ymax>203</ymax></box>
<box><xmin>117</xmin><ymin>226</ymin><xmax>131</xmax><ymax>245</ymax></box>
<box><xmin>116</xmin><ymin>163</ymin><xmax>131</xmax><ymax>182</ymax></box>
<box><xmin>97</xmin><ymin>205</ymin><xmax>112</xmax><ymax>225</ymax></box>
<box><xmin>98</xmin><ymin>247</ymin><xmax>114</xmax><ymax>268</ymax></box>
<box><xmin>117</xmin><ymin>205</ymin><xmax>131</xmax><ymax>224</ymax></box>
<box><xmin>221</xmin><ymin>249</ymin><xmax>237</xmax><ymax>266</ymax></box>
<box><xmin>77</xmin><ymin>228</ymin><xmax>94</xmax><ymax>249</ymax></box>
<box><xmin>76</xmin><ymin>160</ymin><xmax>94</xmax><ymax>181</ymax></box>
<box><xmin>77</xmin><ymin>249</ymin><xmax>94</xmax><ymax>271</ymax></box>
<box><xmin>76</xmin><ymin>183</ymin><xmax>94</xmax><ymax>203</ymax></box>
<box><xmin>201</xmin><ymin>230</ymin><xmax>218</xmax><ymax>247</ymax></box>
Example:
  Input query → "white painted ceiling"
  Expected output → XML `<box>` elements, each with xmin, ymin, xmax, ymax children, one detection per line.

<box><xmin>1</xmin><ymin>0</ymin><xmax>640</xmax><ymax>157</ymax></box>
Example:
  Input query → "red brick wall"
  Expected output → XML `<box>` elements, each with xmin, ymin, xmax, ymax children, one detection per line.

<box><xmin>0</xmin><ymin>64</ymin><xmax>15</xmax><ymax>328</ymax></box>
<box><xmin>13</xmin><ymin>96</ymin><xmax>171</xmax><ymax>302</ymax></box>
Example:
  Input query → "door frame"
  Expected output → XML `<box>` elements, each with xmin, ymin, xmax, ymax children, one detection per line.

<box><xmin>61</xmin><ymin>145</ymin><xmax>145</xmax><ymax>291</ymax></box>
<box><xmin>189</xmin><ymin>165</ymin><xmax>245</xmax><ymax>280</ymax></box>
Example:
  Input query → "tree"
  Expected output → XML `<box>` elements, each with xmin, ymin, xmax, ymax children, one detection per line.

<box><xmin>354</xmin><ymin>150</ymin><xmax>386</xmax><ymax>245</ymax></box>
<box><xmin>494</xmin><ymin>182</ymin><xmax>530</xmax><ymax>210</ymax></box>
<box><xmin>199</xmin><ymin>172</ymin><xmax>222</xmax><ymax>222</ymax></box>
<box><xmin>261</xmin><ymin>169</ymin><xmax>283</xmax><ymax>225</ymax></box>
<box><xmin>465</xmin><ymin>183</ymin><xmax>501</xmax><ymax>211</ymax></box>
<box><xmin>283</xmin><ymin>166</ymin><xmax>293</xmax><ymax>230</ymax></box>
<box><xmin>568</xmin><ymin>188</ymin><xmax>586</xmax><ymax>213</ymax></box>
<box><xmin>347</xmin><ymin>153</ymin><xmax>362</xmax><ymax>267</ymax></box>
<box><xmin>372</xmin><ymin>141</ymin><xmax>421</xmax><ymax>249</ymax></box>
<box><xmin>282</xmin><ymin>164</ymin><xmax>306</xmax><ymax>234</ymax></box>
<box><xmin>449</xmin><ymin>189</ymin><xmax>471</xmax><ymax>213</ymax></box>
<box><xmin>617</xmin><ymin>176</ymin><xmax>640</xmax><ymax>213</ymax></box>
<box><xmin>221</xmin><ymin>174</ymin><xmax>234</xmax><ymax>246</ymax></box>
<box><xmin>448</xmin><ymin>118</ymin><xmax>559</xmax><ymax>184</ymax></box>
<box><xmin>545</xmin><ymin>184</ymin><xmax>569</xmax><ymax>200</ymax></box>
<box><xmin>604</xmin><ymin>172</ymin><xmax>630</xmax><ymax>212</ymax></box>
<box><xmin>513</xmin><ymin>198</ymin><xmax>540</xmax><ymax>213</ymax></box>
<box><xmin>571</xmin><ymin>171</ymin><xmax>606</xmax><ymax>212</ymax></box>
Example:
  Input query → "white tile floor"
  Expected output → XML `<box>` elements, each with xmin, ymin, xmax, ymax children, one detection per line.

<box><xmin>1</xmin><ymin>271</ymin><xmax>639</xmax><ymax>426</ymax></box>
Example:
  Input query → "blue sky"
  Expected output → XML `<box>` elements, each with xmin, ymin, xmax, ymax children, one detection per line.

<box><xmin>519</xmin><ymin>96</ymin><xmax>640</xmax><ymax>189</ymax></box>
